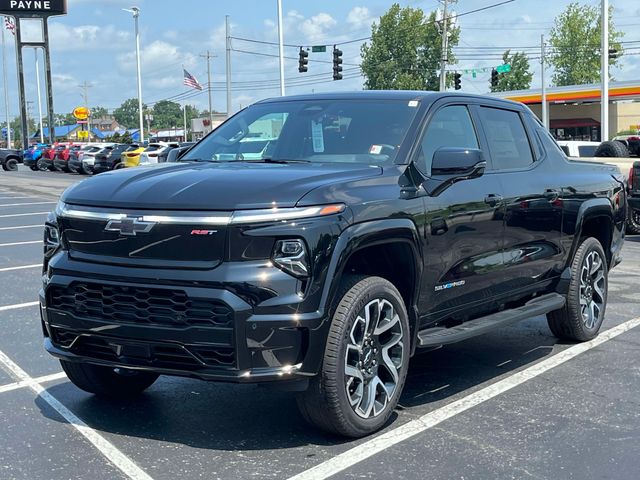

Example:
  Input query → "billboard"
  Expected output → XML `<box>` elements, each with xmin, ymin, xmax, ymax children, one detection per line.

<box><xmin>0</xmin><ymin>0</ymin><xmax>67</xmax><ymax>16</ymax></box>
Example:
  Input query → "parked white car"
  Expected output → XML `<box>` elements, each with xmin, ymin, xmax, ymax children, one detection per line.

<box><xmin>81</xmin><ymin>144</ymin><xmax>116</xmax><ymax>173</ymax></box>
<box><xmin>138</xmin><ymin>142</ymin><xmax>170</xmax><ymax>165</ymax></box>
<box><xmin>556</xmin><ymin>140</ymin><xmax>601</xmax><ymax>158</ymax></box>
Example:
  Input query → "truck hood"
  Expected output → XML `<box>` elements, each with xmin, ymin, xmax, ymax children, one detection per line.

<box><xmin>61</xmin><ymin>161</ymin><xmax>382</xmax><ymax>210</ymax></box>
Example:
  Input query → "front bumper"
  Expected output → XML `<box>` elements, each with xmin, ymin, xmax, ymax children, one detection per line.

<box><xmin>41</xmin><ymin>254</ymin><xmax>328</xmax><ymax>383</ymax></box>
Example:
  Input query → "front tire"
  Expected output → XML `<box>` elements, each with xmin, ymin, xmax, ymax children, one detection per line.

<box><xmin>297</xmin><ymin>276</ymin><xmax>410</xmax><ymax>437</ymax></box>
<box><xmin>60</xmin><ymin>360</ymin><xmax>159</xmax><ymax>398</ymax></box>
<box><xmin>548</xmin><ymin>237</ymin><xmax>608</xmax><ymax>341</ymax></box>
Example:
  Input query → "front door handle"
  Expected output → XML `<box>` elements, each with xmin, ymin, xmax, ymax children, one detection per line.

<box><xmin>484</xmin><ymin>193</ymin><xmax>503</xmax><ymax>207</ymax></box>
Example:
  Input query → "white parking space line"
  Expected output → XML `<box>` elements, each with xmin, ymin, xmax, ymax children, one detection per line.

<box><xmin>0</xmin><ymin>264</ymin><xmax>41</xmax><ymax>273</ymax></box>
<box><xmin>0</xmin><ymin>371</ymin><xmax>67</xmax><ymax>394</ymax></box>
<box><xmin>288</xmin><ymin>316</ymin><xmax>640</xmax><ymax>480</ymax></box>
<box><xmin>0</xmin><ymin>301</ymin><xmax>39</xmax><ymax>312</ymax></box>
<box><xmin>0</xmin><ymin>350</ymin><xmax>154</xmax><ymax>480</ymax></box>
<box><xmin>0</xmin><ymin>240</ymin><xmax>42</xmax><ymax>247</ymax></box>
<box><xmin>0</xmin><ymin>196</ymin><xmax>44</xmax><ymax>200</ymax></box>
<box><xmin>0</xmin><ymin>225</ymin><xmax>43</xmax><ymax>231</ymax></box>
<box><xmin>0</xmin><ymin>202</ymin><xmax>56</xmax><ymax>207</ymax></box>
<box><xmin>0</xmin><ymin>212</ymin><xmax>49</xmax><ymax>218</ymax></box>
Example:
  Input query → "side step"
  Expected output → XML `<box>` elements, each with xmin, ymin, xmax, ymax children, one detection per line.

<box><xmin>417</xmin><ymin>293</ymin><xmax>566</xmax><ymax>347</ymax></box>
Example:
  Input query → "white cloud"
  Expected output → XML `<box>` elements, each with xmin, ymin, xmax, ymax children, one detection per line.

<box><xmin>347</xmin><ymin>7</ymin><xmax>373</xmax><ymax>29</ymax></box>
<box><xmin>48</xmin><ymin>23</ymin><xmax>131</xmax><ymax>51</ymax></box>
<box><xmin>299</xmin><ymin>13</ymin><xmax>337</xmax><ymax>43</ymax></box>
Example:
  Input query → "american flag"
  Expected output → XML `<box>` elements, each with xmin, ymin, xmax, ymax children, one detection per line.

<box><xmin>4</xmin><ymin>16</ymin><xmax>15</xmax><ymax>36</ymax></box>
<box><xmin>183</xmin><ymin>69</ymin><xmax>202</xmax><ymax>91</ymax></box>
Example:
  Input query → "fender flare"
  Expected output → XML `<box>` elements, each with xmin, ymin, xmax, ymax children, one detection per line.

<box><xmin>319</xmin><ymin>218</ymin><xmax>423</xmax><ymax>351</ymax></box>
<box><xmin>567</xmin><ymin>198</ymin><xmax>615</xmax><ymax>269</ymax></box>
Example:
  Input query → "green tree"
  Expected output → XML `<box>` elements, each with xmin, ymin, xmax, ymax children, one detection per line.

<box><xmin>114</xmin><ymin>98</ymin><xmax>145</xmax><ymax>129</ymax></box>
<box><xmin>360</xmin><ymin>3</ymin><xmax>459</xmax><ymax>91</ymax></box>
<box><xmin>151</xmin><ymin>100</ymin><xmax>183</xmax><ymax>129</ymax></box>
<box><xmin>120</xmin><ymin>131</ymin><xmax>134</xmax><ymax>144</ymax></box>
<box><xmin>53</xmin><ymin>113</ymin><xmax>76</xmax><ymax>125</ymax></box>
<box><xmin>549</xmin><ymin>3</ymin><xmax>623</xmax><ymax>86</ymax></box>
<box><xmin>490</xmin><ymin>50</ymin><xmax>534</xmax><ymax>92</ymax></box>
<box><xmin>90</xmin><ymin>106</ymin><xmax>108</xmax><ymax>118</ymax></box>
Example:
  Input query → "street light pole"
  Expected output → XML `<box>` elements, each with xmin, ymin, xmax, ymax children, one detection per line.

<box><xmin>1</xmin><ymin>18</ymin><xmax>10</xmax><ymax>148</ymax></box>
<box><xmin>277</xmin><ymin>0</ymin><xmax>285</xmax><ymax>96</ymax></box>
<box><xmin>34</xmin><ymin>49</ymin><xmax>44</xmax><ymax>143</ymax></box>
<box><xmin>601</xmin><ymin>0</ymin><xmax>609</xmax><ymax>141</ymax></box>
<box><xmin>124</xmin><ymin>6</ymin><xmax>144</xmax><ymax>144</ymax></box>
<box><xmin>439</xmin><ymin>0</ymin><xmax>449</xmax><ymax>92</ymax></box>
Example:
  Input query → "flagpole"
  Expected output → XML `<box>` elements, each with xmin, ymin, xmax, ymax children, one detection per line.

<box><xmin>1</xmin><ymin>17</ymin><xmax>10</xmax><ymax>148</ymax></box>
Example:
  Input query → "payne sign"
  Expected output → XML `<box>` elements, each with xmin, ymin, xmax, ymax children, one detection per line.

<box><xmin>0</xmin><ymin>0</ymin><xmax>66</xmax><ymax>16</ymax></box>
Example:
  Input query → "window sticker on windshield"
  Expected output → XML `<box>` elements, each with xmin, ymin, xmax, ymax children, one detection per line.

<box><xmin>369</xmin><ymin>145</ymin><xmax>383</xmax><ymax>155</ymax></box>
<box><xmin>408</xmin><ymin>100</ymin><xmax>419</xmax><ymax>107</ymax></box>
<box><xmin>311</xmin><ymin>120</ymin><xmax>325</xmax><ymax>153</ymax></box>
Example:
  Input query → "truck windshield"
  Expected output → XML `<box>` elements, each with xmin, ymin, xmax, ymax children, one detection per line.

<box><xmin>181</xmin><ymin>99</ymin><xmax>420</xmax><ymax>165</ymax></box>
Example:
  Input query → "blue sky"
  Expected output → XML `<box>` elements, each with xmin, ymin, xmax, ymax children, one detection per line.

<box><xmin>1</xmin><ymin>0</ymin><xmax>640</xmax><ymax>122</ymax></box>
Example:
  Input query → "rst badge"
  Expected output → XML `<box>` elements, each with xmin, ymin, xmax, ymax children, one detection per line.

<box><xmin>190</xmin><ymin>229</ymin><xmax>217</xmax><ymax>236</ymax></box>
<box><xmin>104</xmin><ymin>217</ymin><xmax>156</xmax><ymax>236</ymax></box>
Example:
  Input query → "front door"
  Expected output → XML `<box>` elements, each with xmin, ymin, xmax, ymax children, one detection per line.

<box><xmin>414</xmin><ymin>103</ymin><xmax>506</xmax><ymax>327</ymax></box>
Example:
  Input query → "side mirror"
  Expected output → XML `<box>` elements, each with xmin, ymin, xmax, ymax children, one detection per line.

<box><xmin>425</xmin><ymin>147</ymin><xmax>486</xmax><ymax>196</ymax></box>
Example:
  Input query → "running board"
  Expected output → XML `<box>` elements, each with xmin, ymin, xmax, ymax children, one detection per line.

<box><xmin>417</xmin><ymin>293</ymin><xmax>566</xmax><ymax>347</ymax></box>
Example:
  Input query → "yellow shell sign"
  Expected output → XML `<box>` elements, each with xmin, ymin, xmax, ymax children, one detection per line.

<box><xmin>73</xmin><ymin>106</ymin><xmax>90</xmax><ymax>120</ymax></box>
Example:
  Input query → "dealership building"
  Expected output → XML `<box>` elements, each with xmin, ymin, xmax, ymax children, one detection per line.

<box><xmin>491</xmin><ymin>80</ymin><xmax>640</xmax><ymax>141</ymax></box>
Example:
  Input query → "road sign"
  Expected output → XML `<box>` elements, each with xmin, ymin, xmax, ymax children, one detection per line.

<box><xmin>496</xmin><ymin>63</ymin><xmax>512</xmax><ymax>74</ymax></box>
<box><xmin>312</xmin><ymin>46</ymin><xmax>326</xmax><ymax>53</ymax></box>
<box><xmin>73</xmin><ymin>106</ymin><xmax>90</xmax><ymax>120</ymax></box>
<box><xmin>77</xmin><ymin>130</ymin><xmax>89</xmax><ymax>139</ymax></box>
<box><xmin>0</xmin><ymin>0</ymin><xmax>67</xmax><ymax>16</ymax></box>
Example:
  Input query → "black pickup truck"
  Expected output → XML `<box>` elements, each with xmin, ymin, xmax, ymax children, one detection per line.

<box><xmin>0</xmin><ymin>148</ymin><xmax>23</xmax><ymax>171</ymax></box>
<box><xmin>40</xmin><ymin>92</ymin><xmax>626</xmax><ymax>437</ymax></box>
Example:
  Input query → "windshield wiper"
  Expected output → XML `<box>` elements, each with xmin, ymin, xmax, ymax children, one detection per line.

<box><xmin>243</xmin><ymin>158</ymin><xmax>310</xmax><ymax>164</ymax></box>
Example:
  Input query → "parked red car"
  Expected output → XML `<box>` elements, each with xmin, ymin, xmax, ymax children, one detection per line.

<box><xmin>53</xmin><ymin>144</ymin><xmax>80</xmax><ymax>172</ymax></box>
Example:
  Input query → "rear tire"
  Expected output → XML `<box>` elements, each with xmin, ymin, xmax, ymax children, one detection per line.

<box><xmin>297</xmin><ymin>276</ymin><xmax>410</xmax><ymax>437</ymax></box>
<box><xmin>627</xmin><ymin>206</ymin><xmax>640</xmax><ymax>234</ymax></box>
<box><xmin>595</xmin><ymin>140</ymin><xmax>629</xmax><ymax>158</ymax></box>
<box><xmin>60</xmin><ymin>360</ymin><xmax>159</xmax><ymax>398</ymax></box>
<box><xmin>547</xmin><ymin>237</ymin><xmax>608</xmax><ymax>341</ymax></box>
<box><xmin>2</xmin><ymin>158</ymin><xmax>18</xmax><ymax>171</ymax></box>
<box><xmin>36</xmin><ymin>159</ymin><xmax>49</xmax><ymax>171</ymax></box>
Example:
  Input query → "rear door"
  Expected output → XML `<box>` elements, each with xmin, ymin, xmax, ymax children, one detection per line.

<box><xmin>474</xmin><ymin>105</ymin><xmax>564</xmax><ymax>302</ymax></box>
<box><xmin>416</xmin><ymin>101</ymin><xmax>506</xmax><ymax>324</ymax></box>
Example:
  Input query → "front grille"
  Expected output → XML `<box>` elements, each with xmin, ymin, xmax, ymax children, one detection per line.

<box><xmin>50</xmin><ymin>328</ymin><xmax>236</xmax><ymax>369</ymax></box>
<box><xmin>48</xmin><ymin>282</ymin><xmax>233</xmax><ymax>328</ymax></box>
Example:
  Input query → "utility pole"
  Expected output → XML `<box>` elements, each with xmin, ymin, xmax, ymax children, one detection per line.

<box><xmin>26</xmin><ymin>100</ymin><xmax>33</xmax><ymax>142</ymax></box>
<box><xmin>1</xmin><ymin>17</ymin><xmax>10</xmax><ymax>148</ymax></box>
<box><xmin>183</xmin><ymin>103</ymin><xmax>187</xmax><ymax>142</ymax></box>
<box><xmin>34</xmin><ymin>49</ymin><xmax>44</xmax><ymax>142</ymax></box>
<box><xmin>439</xmin><ymin>0</ymin><xmax>449</xmax><ymax>92</ymax></box>
<box><xmin>601</xmin><ymin>0</ymin><xmax>609</xmax><ymax>141</ymax></box>
<box><xmin>277</xmin><ymin>0</ymin><xmax>285</xmax><ymax>96</ymax></box>
<box><xmin>225</xmin><ymin>15</ymin><xmax>232</xmax><ymax>117</ymax></box>
<box><xmin>79</xmin><ymin>80</ymin><xmax>92</xmax><ymax>142</ymax></box>
<box><xmin>541</xmin><ymin>34</ymin><xmax>548</xmax><ymax>130</ymax></box>
<box><xmin>200</xmin><ymin>50</ymin><xmax>216</xmax><ymax>132</ymax></box>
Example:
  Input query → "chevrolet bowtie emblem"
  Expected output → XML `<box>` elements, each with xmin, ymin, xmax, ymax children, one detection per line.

<box><xmin>104</xmin><ymin>217</ymin><xmax>156</xmax><ymax>236</ymax></box>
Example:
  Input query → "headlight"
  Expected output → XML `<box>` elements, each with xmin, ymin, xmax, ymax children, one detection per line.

<box><xmin>44</xmin><ymin>224</ymin><xmax>60</xmax><ymax>251</ymax></box>
<box><xmin>272</xmin><ymin>239</ymin><xmax>309</xmax><ymax>278</ymax></box>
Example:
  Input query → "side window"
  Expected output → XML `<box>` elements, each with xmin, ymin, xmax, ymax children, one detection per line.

<box><xmin>478</xmin><ymin>107</ymin><xmax>534</xmax><ymax>170</ymax></box>
<box><xmin>417</xmin><ymin>105</ymin><xmax>478</xmax><ymax>175</ymax></box>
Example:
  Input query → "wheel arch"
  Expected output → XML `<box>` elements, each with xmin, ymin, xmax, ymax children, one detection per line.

<box><xmin>320</xmin><ymin>219</ymin><xmax>423</xmax><ymax>354</ymax></box>
<box><xmin>570</xmin><ymin>199</ymin><xmax>615</xmax><ymax>268</ymax></box>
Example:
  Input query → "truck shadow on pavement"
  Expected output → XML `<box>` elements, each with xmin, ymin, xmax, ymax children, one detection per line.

<box><xmin>35</xmin><ymin>316</ymin><xmax>562</xmax><ymax>451</ymax></box>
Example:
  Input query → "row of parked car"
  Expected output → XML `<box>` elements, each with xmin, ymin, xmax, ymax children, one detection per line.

<box><xmin>15</xmin><ymin>141</ymin><xmax>195</xmax><ymax>175</ymax></box>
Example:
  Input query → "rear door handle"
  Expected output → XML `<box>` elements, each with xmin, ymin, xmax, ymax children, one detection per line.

<box><xmin>484</xmin><ymin>194</ymin><xmax>503</xmax><ymax>207</ymax></box>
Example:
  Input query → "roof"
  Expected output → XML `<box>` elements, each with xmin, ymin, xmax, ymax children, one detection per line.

<box><xmin>31</xmin><ymin>124</ymin><xmax>79</xmax><ymax>138</ymax></box>
<box><xmin>151</xmin><ymin>129</ymin><xmax>185</xmax><ymax>137</ymax></box>
<box><xmin>90</xmin><ymin>128</ymin><xmax>141</xmax><ymax>140</ymax></box>
<box><xmin>256</xmin><ymin>90</ymin><xmax>522</xmax><ymax>108</ymax></box>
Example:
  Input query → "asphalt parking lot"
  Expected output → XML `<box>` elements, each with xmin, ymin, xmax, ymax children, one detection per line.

<box><xmin>1</xmin><ymin>169</ymin><xmax>640</xmax><ymax>480</ymax></box>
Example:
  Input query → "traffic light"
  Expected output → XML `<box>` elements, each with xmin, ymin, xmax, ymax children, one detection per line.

<box><xmin>454</xmin><ymin>72</ymin><xmax>462</xmax><ymax>90</ymax></box>
<box><xmin>333</xmin><ymin>47</ymin><xmax>343</xmax><ymax>80</ymax></box>
<box><xmin>609</xmin><ymin>48</ymin><xmax>620</xmax><ymax>60</ymax></box>
<box><xmin>298</xmin><ymin>48</ymin><xmax>309</xmax><ymax>73</ymax></box>
<box><xmin>490</xmin><ymin>68</ymin><xmax>499</xmax><ymax>88</ymax></box>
